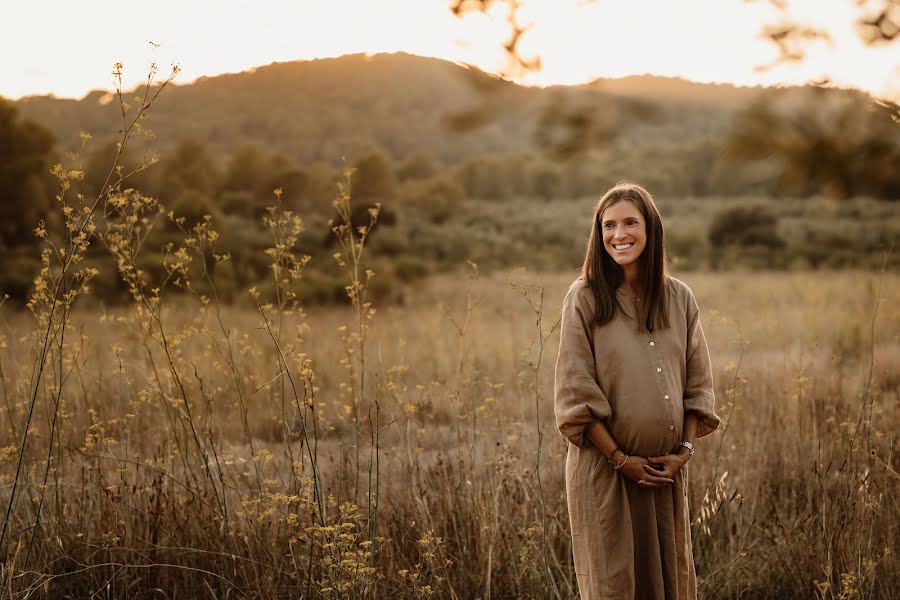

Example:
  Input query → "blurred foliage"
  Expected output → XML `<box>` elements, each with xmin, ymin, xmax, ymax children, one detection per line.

<box><xmin>709</xmin><ymin>203</ymin><xmax>784</xmax><ymax>249</ymax></box>
<box><xmin>3</xmin><ymin>53</ymin><xmax>899</xmax><ymax>305</ymax></box>
<box><xmin>397</xmin><ymin>149</ymin><xmax>442</xmax><ymax>182</ymax></box>
<box><xmin>708</xmin><ymin>203</ymin><xmax>785</xmax><ymax>269</ymax></box>
<box><xmin>1</xmin><ymin>123</ymin><xmax>896</xmax><ymax>305</ymax></box>
<box><xmin>351</xmin><ymin>152</ymin><xmax>398</xmax><ymax>203</ymax></box>
<box><xmin>0</xmin><ymin>99</ymin><xmax>56</xmax><ymax>249</ymax></box>
<box><xmin>398</xmin><ymin>175</ymin><xmax>466</xmax><ymax>224</ymax></box>
<box><xmin>749</xmin><ymin>0</ymin><xmax>899</xmax><ymax>66</ymax></box>
<box><xmin>724</xmin><ymin>88</ymin><xmax>900</xmax><ymax>199</ymax></box>
<box><xmin>13</xmin><ymin>54</ymin><xmax>756</xmax><ymax>168</ymax></box>
<box><xmin>158</xmin><ymin>138</ymin><xmax>220</xmax><ymax>199</ymax></box>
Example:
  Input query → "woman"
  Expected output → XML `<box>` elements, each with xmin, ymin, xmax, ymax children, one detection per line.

<box><xmin>554</xmin><ymin>182</ymin><xmax>720</xmax><ymax>599</ymax></box>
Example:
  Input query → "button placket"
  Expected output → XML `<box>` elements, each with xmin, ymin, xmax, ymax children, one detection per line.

<box><xmin>650</xmin><ymin>336</ymin><xmax>677</xmax><ymax>442</ymax></box>
<box><xmin>648</xmin><ymin>334</ymin><xmax>678</xmax><ymax>444</ymax></box>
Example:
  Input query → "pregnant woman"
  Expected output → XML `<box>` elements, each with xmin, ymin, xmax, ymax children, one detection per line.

<box><xmin>554</xmin><ymin>182</ymin><xmax>720</xmax><ymax>599</ymax></box>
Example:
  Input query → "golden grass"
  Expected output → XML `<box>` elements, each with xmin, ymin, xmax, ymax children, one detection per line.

<box><xmin>0</xmin><ymin>261</ymin><xmax>897</xmax><ymax>598</ymax></box>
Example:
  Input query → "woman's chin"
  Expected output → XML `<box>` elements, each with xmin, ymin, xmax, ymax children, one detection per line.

<box><xmin>612</xmin><ymin>255</ymin><xmax>637</xmax><ymax>267</ymax></box>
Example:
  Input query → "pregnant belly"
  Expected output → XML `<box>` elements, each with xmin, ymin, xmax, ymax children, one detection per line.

<box><xmin>609</xmin><ymin>404</ymin><xmax>681</xmax><ymax>458</ymax></box>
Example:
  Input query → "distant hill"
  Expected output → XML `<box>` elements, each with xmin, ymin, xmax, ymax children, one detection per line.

<box><xmin>587</xmin><ymin>74</ymin><xmax>762</xmax><ymax>108</ymax></box>
<box><xmin>13</xmin><ymin>52</ymin><xmax>824</xmax><ymax>166</ymax></box>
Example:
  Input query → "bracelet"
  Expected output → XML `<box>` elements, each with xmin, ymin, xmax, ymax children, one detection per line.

<box><xmin>606</xmin><ymin>448</ymin><xmax>622</xmax><ymax>465</ymax></box>
<box><xmin>678</xmin><ymin>440</ymin><xmax>695</xmax><ymax>458</ymax></box>
<box><xmin>609</xmin><ymin>449</ymin><xmax>628</xmax><ymax>470</ymax></box>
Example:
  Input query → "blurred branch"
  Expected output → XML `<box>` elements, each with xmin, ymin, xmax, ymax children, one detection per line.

<box><xmin>856</xmin><ymin>0</ymin><xmax>900</xmax><ymax>44</ymax></box>
<box><xmin>748</xmin><ymin>0</ymin><xmax>899</xmax><ymax>69</ymax></box>
<box><xmin>453</xmin><ymin>1</ymin><xmax>897</xmax><ymax>77</ymax></box>
<box><xmin>451</xmin><ymin>0</ymin><xmax>541</xmax><ymax>78</ymax></box>
<box><xmin>448</xmin><ymin>0</ymin><xmax>897</xmax><ymax>162</ymax></box>
<box><xmin>755</xmin><ymin>23</ymin><xmax>832</xmax><ymax>68</ymax></box>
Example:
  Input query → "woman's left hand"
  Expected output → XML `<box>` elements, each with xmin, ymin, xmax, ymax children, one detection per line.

<box><xmin>644</xmin><ymin>451</ymin><xmax>689</xmax><ymax>479</ymax></box>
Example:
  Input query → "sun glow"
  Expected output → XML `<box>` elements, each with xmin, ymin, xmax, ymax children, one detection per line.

<box><xmin>1</xmin><ymin>0</ymin><xmax>896</xmax><ymax>101</ymax></box>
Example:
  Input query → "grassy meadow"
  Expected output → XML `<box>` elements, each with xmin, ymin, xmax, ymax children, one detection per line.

<box><xmin>1</xmin><ymin>65</ymin><xmax>898</xmax><ymax>600</ymax></box>
<box><xmin>0</xmin><ymin>253</ymin><xmax>897</xmax><ymax>597</ymax></box>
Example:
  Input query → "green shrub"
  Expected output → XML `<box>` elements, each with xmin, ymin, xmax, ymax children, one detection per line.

<box><xmin>708</xmin><ymin>202</ymin><xmax>785</xmax><ymax>268</ymax></box>
<box><xmin>398</xmin><ymin>176</ymin><xmax>466</xmax><ymax>224</ymax></box>
<box><xmin>169</xmin><ymin>189</ymin><xmax>223</xmax><ymax>229</ymax></box>
<box><xmin>392</xmin><ymin>255</ymin><xmax>435</xmax><ymax>282</ymax></box>
<box><xmin>0</xmin><ymin>249</ymin><xmax>41</xmax><ymax>301</ymax></box>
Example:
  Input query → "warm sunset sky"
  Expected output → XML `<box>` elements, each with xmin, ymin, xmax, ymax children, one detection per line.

<box><xmin>2</xmin><ymin>0</ymin><xmax>897</xmax><ymax>101</ymax></box>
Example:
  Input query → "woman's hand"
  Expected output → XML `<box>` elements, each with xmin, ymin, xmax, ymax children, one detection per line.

<box><xmin>644</xmin><ymin>451</ymin><xmax>689</xmax><ymax>481</ymax></box>
<box><xmin>619</xmin><ymin>455</ymin><xmax>675</xmax><ymax>488</ymax></box>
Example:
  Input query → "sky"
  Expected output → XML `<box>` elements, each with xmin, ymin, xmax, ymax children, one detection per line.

<box><xmin>1</xmin><ymin>0</ymin><xmax>898</xmax><ymax>101</ymax></box>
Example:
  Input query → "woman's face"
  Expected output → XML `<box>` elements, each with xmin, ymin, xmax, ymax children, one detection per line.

<box><xmin>600</xmin><ymin>200</ymin><xmax>647</xmax><ymax>270</ymax></box>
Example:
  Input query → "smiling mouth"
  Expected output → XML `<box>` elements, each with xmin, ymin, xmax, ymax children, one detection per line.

<box><xmin>613</xmin><ymin>243</ymin><xmax>634</xmax><ymax>251</ymax></box>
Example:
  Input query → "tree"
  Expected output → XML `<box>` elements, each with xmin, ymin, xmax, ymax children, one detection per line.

<box><xmin>399</xmin><ymin>175</ymin><xmax>466</xmax><ymax>224</ymax></box>
<box><xmin>708</xmin><ymin>203</ymin><xmax>785</xmax><ymax>268</ymax></box>
<box><xmin>350</xmin><ymin>152</ymin><xmax>398</xmax><ymax>203</ymax></box>
<box><xmin>158</xmin><ymin>138</ymin><xmax>220</xmax><ymax>200</ymax></box>
<box><xmin>219</xmin><ymin>144</ymin><xmax>288</xmax><ymax>217</ymax></box>
<box><xmin>397</xmin><ymin>149</ymin><xmax>441</xmax><ymax>181</ymax></box>
<box><xmin>530</xmin><ymin>161</ymin><xmax>563</xmax><ymax>201</ymax></box>
<box><xmin>709</xmin><ymin>204</ymin><xmax>784</xmax><ymax>249</ymax></box>
<box><xmin>0</xmin><ymin>99</ymin><xmax>56</xmax><ymax>249</ymax></box>
<box><xmin>220</xmin><ymin>144</ymin><xmax>272</xmax><ymax>197</ymax></box>
<box><xmin>81</xmin><ymin>137</ymin><xmax>150</xmax><ymax>200</ymax></box>
<box><xmin>169</xmin><ymin>189</ymin><xmax>222</xmax><ymax>229</ymax></box>
<box><xmin>724</xmin><ymin>88</ymin><xmax>900</xmax><ymax>199</ymax></box>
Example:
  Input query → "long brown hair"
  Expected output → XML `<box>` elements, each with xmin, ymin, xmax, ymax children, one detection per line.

<box><xmin>581</xmin><ymin>181</ymin><xmax>669</xmax><ymax>332</ymax></box>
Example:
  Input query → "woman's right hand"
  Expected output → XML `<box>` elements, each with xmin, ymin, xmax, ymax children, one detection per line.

<box><xmin>618</xmin><ymin>455</ymin><xmax>674</xmax><ymax>488</ymax></box>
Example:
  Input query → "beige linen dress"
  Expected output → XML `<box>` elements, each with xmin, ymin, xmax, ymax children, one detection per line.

<box><xmin>554</xmin><ymin>276</ymin><xmax>720</xmax><ymax>600</ymax></box>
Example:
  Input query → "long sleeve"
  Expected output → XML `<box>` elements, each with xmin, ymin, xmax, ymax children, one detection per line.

<box><xmin>554</xmin><ymin>281</ymin><xmax>612</xmax><ymax>449</ymax></box>
<box><xmin>682</xmin><ymin>288</ymin><xmax>720</xmax><ymax>439</ymax></box>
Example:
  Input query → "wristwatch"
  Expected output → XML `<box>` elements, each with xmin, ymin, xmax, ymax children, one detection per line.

<box><xmin>678</xmin><ymin>440</ymin><xmax>694</xmax><ymax>457</ymax></box>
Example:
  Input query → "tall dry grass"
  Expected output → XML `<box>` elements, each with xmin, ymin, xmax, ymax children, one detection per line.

<box><xmin>0</xmin><ymin>66</ymin><xmax>897</xmax><ymax>599</ymax></box>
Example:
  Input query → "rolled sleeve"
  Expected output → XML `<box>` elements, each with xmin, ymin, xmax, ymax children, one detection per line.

<box><xmin>683</xmin><ymin>289</ymin><xmax>720</xmax><ymax>439</ymax></box>
<box><xmin>554</xmin><ymin>282</ymin><xmax>612</xmax><ymax>449</ymax></box>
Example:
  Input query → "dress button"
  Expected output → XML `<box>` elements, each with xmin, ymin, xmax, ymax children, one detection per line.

<box><xmin>664</xmin><ymin>394</ymin><xmax>670</xmax><ymax>400</ymax></box>
<box><xmin>669</xmin><ymin>425</ymin><xmax>674</xmax><ymax>430</ymax></box>
<box><xmin>656</xmin><ymin>367</ymin><xmax>662</xmax><ymax>373</ymax></box>
<box><xmin>649</xmin><ymin>341</ymin><xmax>655</xmax><ymax>347</ymax></box>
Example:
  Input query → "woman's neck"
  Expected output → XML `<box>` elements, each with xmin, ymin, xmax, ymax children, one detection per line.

<box><xmin>622</xmin><ymin>264</ymin><xmax>641</xmax><ymax>291</ymax></box>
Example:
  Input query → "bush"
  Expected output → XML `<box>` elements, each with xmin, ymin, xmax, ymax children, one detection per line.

<box><xmin>169</xmin><ymin>189</ymin><xmax>223</xmax><ymax>229</ymax></box>
<box><xmin>392</xmin><ymin>255</ymin><xmax>435</xmax><ymax>282</ymax></box>
<box><xmin>351</xmin><ymin>152</ymin><xmax>398</xmax><ymax>203</ymax></box>
<box><xmin>0</xmin><ymin>249</ymin><xmax>41</xmax><ymax>301</ymax></box>
<box><xmin>708</xmin><ymin>202</ymin><xmax>785</xmax><ymax>268</ymax></box>
<box><xmin>398</xmin><ymin>176</ymin><xmax>466</xmax><ymax>224</ymax></box>
<box><xmin>530</xmin><ymin>161</ymin><xmax>563</xmax><ymax>201</ymax></box>
<box><xmin>397</xmin><ymin>150</ymin><xmax>440</xmax><ymax>182</ymax></box>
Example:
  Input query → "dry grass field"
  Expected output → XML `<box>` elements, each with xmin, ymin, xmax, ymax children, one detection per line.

<box><xmin>0</xmin><ymin>250</ymin><xmax>897</xmax><ymax>598</ymax></box>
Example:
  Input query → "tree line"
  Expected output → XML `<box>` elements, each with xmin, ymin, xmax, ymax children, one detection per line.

<box><xmin>2</xmin><ymin>85</ymin><xmax>898</xmax><ymax>304</ymax></box>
